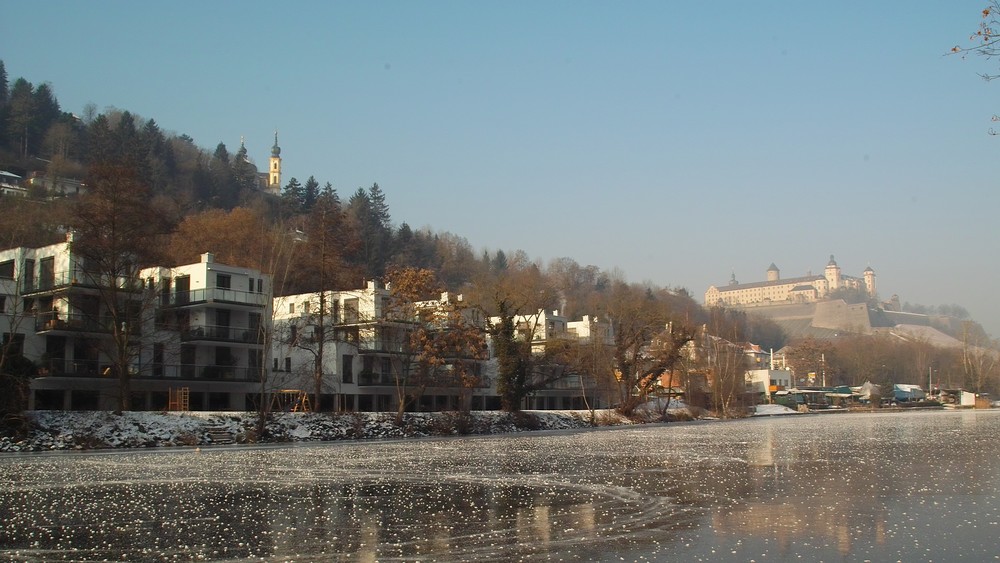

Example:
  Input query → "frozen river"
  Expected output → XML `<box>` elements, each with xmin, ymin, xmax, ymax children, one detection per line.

<box><xmin>2</xmin><ymin>410</ymin><xmax>1000</xmax><ymax>562</ymax></box>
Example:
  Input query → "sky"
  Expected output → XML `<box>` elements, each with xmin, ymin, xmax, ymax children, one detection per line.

<box><xmin>3</xmin><ymin>1</ymin><xmax>999</xmax><ymax>336</ymax></box>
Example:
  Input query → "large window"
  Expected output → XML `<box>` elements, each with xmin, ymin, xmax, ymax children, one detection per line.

<box><xmin>342</xmin><ymin>354</ymin><xmax>354</xmax><ymax>383</ymax></box>
<box><xmin>0</xmin><ymin>260</ymin><xmax>13</xmax><ymax>279</ymax></box>
<box><xmin>39</xmin><ymin>257</ymin><xmax>54</xmax><ymax>289</ymax></box>
<box><xmin>216</xmin><ymin>274</ymin><xmax>231</xmax><ymax>289</ymax></box>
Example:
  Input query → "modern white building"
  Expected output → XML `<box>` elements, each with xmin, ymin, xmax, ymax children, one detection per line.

<box><xmin>488</xmin><ymin>309</ymin><xmax>615</xmax><ymax>410</ymax></box>
<box><xmin>0</xmin><ymin>236</ymin><xmax>270</xmax><ymax>411</ymax></box>
<box><xmin>272</xmin><ymin>280</ymin><xmax>491</xmax><ymax>412</ymax></box>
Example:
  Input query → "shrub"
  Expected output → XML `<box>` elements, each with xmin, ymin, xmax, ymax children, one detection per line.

<box><xmin>512</xmin><ymin>411</ymin><xmax>541</xmax><ymax>430</ymax></box>
<box><xmin>428</xmin><ymin>411</ymin><xmax>474</xmax><ymax>435</ymax></box>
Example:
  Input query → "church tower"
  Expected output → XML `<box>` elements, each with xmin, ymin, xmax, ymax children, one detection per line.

<box><xmin>267</xmin><ymin>131</ymin><xmax>282</xmax><ymax>195</ymax></box>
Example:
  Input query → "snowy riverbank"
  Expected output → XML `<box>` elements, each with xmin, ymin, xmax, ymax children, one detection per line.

<box><xmin>0</xmin><ymin>408</ymin><xmax>685</xmax><ymax>453</ymax></box>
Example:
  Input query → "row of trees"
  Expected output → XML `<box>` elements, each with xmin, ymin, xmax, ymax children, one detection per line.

<box><xmin>783</xmin><ymin>326</ymin><xmax>1000</xmax><ymax>396</ymax></box>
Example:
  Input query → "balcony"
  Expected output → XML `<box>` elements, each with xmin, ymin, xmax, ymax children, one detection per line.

<box><xmin>35</xmin><ymin>360</ymin><xmax>261</xmax><ymax>382</ymax></box>
<box><xmin>180</xmin><ymin>325</ymin><xmax>264</xmax><ymax>345</ymax></box>
<box><xmin>358</xmin><ymin>371</ymin><xmax>396</xmax><ymax>386</ymax></box>
<box><xmin>23</xmin><ymin>271</ymin><xmax>136</xmax><ymax>296</ymax></box>
<box><xmin>161</xmin><ymin>288</ymin><xmax>267</xmax><ymax>309</ymax></box>
<box><xmin>357</xmin><ymin>338</ymin><xmax>409</xmax><ymax>354</ymax></box>
<box><xmin>35</xmin><ymin>312</ymin><xmax>120</xmax><ymax>335</ymax></box>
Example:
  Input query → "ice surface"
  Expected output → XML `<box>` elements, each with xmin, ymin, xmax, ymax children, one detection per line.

<box><xmin>2</xmin><ymin>410</ymin><xmax>1000</xmax><ymax>561</ymax></box>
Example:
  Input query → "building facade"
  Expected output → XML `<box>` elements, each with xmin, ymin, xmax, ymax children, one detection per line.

<box><xmin>272</xmin><ymin>281</ymin><xmax>492</xmax><ymax>412</ymax></box>
<box><xmin>0</xmin><ymin>237</ymin><xmax>271</xmax><ymax>411</ymax></box>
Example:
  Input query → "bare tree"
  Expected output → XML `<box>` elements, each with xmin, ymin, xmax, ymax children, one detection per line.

<box><xmin>384</xmin><ymin>267</ymin><xmax>486</xmax><ymax>420</ymax></box>
<box><xmin>597</xmin><ymin>280</ymin><xmax>695</xmax><ymax>417</ymax></box>
<box><xmin>952</xmin><ymin>2</ymin><xmax>1000</xmax><ymax>132</ymax></box>
<box><xmin>0</xmin><ymin>259</ymin><xmax>36</xmax><ymax>428</ymax></box>
<box><xmin>71</xmin><ymin>162</ymin><xmax>169</xmax><ymax>410</ymax></box>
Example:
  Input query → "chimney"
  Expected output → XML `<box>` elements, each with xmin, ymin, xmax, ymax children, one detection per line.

<box><xmin>201</xmin><ymin>252</ymin><xmax>214</xmax><ymax>264</ymax></box>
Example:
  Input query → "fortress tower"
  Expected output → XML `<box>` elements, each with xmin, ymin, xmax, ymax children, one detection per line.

<box><xmin>824</xmin><ymin>255</ymin><xmax>842</xmax><ymax>292</ymax></box>
<box><xmin>864</xmin><ymin>266</ymin><xmax>876</xmax><ymax>298</ymax></box>
<box><xmin>766</xmin><ymin>263</ymin><xmax>780</xmax><ymax>282</ymax></box>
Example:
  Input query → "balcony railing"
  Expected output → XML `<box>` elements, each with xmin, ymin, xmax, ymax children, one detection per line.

<box><xmin>161</xmin><ymin>288</ymin><xmax>267</xmax><ymax>308</ymax></box>
<box><xmin>23</xmin><ymin>271</ymin><xmax>140</xmax><ymax>294</ymax></box>
<box><xmin>35</xmin><ymin>312</ymin><xmax>120</xmax><ymax>335</ymax></box>
<box><xmin>358</xmin><ymin>370</ymin><xmax>491</xmax><ymax>388</ymax></box>
<box><xmin>180</xmin><ymin>325</ymin><xmax>264</xmax><ymax>344</ymax></box>
<box><xmin>358</xmin><ymin>372</ymin><xmax>396</xmax><ymax>386</ymax></box>
<box><xmin>35</xmin><ymin>359</ymin><xmax>260</xmax><ymax>382</ymax></box>
<box><xmin>356</xmin><ymin>338</ymin><xmax>409</xmax><ymax>354</ymax></box>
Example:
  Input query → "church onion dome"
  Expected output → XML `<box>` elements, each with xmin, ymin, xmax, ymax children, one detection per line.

<box><xmin>827</xmin><ymin>254</ymin><xmax>837</xmax><ymax>266</ymax></box>
<box><xmin>767</xmin><ymin>263</ymin><xmax>779</xmax><ymax>272</ymax></box>
<box><xmin>271</xmin><ymin>131</ymin><xmax>281</xmax><ymax>157</ymax></box>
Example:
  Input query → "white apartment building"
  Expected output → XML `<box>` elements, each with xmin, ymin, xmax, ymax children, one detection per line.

<box><xmin>487</xmin><ymin>309</ymin><xmax>615</xmax><ymax>410</ymax></box>
<box><xmin>272</xmin><ymin>280</ymin><xmax>492</xmax><ymax>412</ymax></box>
<box><xmin>0</xmin><ymin>236</ymin><xmax>270</xmax><ymax>411</ymax></box>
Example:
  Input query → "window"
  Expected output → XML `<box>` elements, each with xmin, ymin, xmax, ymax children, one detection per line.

<box><xmin>217</xmin><ymin>274</ymin><xmax>231</xmax><ymax>289</ymax></box>
<box><xmin>0</xmin><ymin>295</ymin><xmax>5</xmax><ymax>313</ymax></box>
<box><xmin>289</xmin><ymin>303</ymin><xmax>295</xmax><ymax>314</ymax></box>
<box><xmin>2</xmin><ymin>333</ymin><xmax>25</xmax><ymax>356</ymax></box>
<box><xmin>215</xmin><ymin>346</ymin><xmax>232</xmax><ymax>365</ymax></box>
<box><xmin>303</xmin><ymin>301</ymin><xmax>310</xmax><ymax>314</ymax></box>
<box><xmin>284</xmin><ymin>357</ymin><xmax>291</xmax><ymax>372</ymax></box>
<box><xmin>342</xmin><ymin>354</ymin><xmax>354</xmax><ymax>383</ymax></box>
<box><xmin>257</xmin><ymin>279</ymin><xmax>263</xmax><ymax>293</ymax></box>
<box><xmin>175</xmin><ymin>276</ymin><xmax>190</xmax><ymax>304</ymax></box>
<box><xmin>249</xmin><ymin>277</ymin><xmax>254</xmax><ymax>292</ymax></box>
<box><xmin>273</xmin><ymin>357</ymin><xmax>279</xmax><ymax>370</ymax></box>
<box><xmin>22</xmin><ymin>259</ymin><xmax>34</xmax><ymax>290</ymax></box>
<box><xmin>39</xmin><ymin>257</ymin><xmax>54</xmax><ymax>289</ymax></box>
<box><xmin>153</xmin><ymin>343</ymin><xmax>164</xmax><ymax>377</ymax></box>
<box><xmin>0</xmin><ymin>260</ymin><xmax>13</xmax><ymax>279</ymax></box>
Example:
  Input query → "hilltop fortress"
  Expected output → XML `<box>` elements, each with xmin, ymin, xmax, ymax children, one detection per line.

<box><xmin>704</xmin><ymin>256</ymin><xmax>967</xmax><ymax>346</ymax></box>
<box><xmin>705</xmin><ymin>255</ymin><xmax>875</xmax><ymax>308</ymax></box>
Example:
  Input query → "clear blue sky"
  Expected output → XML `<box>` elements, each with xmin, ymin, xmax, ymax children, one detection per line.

<box><xmin>4</xmin><ymin>1</ymin><xmax>999</xmax><ymax>336</ymax></box>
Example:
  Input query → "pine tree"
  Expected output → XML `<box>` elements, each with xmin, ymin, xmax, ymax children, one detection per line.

<box><xmin>281</xmin><ymin>177</ymin><xmax>304</xmax><ymax>213</ymax></box>
<box><xmin>303</xmin><ymin>176</ymin><xmax>319</xmax><ymax>211</ymax></box>
<box><xmin>7</xmin><ymin>78</ymin><xmax>33</xmax><ymax>159</ymax></box>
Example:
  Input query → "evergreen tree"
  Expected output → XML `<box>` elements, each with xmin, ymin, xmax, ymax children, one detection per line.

<box><xmin>347</xmin><ymin>183</ymin><xmax>393</xmax><ymax>278</ymax></box>
<box><xmin>492</xmin><ymin>250</ymin><xmax>508</xmax><ymax>273</ymax></box>
<box><xmin>213</xmin><ymin>142</ymin><xmax>230</xmax><ymax>164</ymax></box>
<box><xmin>87</xmin><ymin>114</ymin><xmax>116</xmax><ymax>164</ymax></box>
<box><xmin>281</xmin><ymin>177</ymin><xmax>304</xmax><ymax>213</ymax></box>
<box><xmin>303</xmin><ymin>175</ymin><xmax>319</xmax><ymax>211</ymax></box>
<box><xmin>0</xmin><ymin>60</ymin><xmax>8</xmax><ymax>107</ymax></box>
<box><xmin>209</xmin><ymin>142</ymin><xmax>238</xmax><ymax>208</ymax></box>
<box><xmin>7</xmin><ymin>78</ymin><xmax>33</xmax><ymax>159</ymax></box>
<box><xmin>320</xmin><ymin>181</ymin><xmax>337</xmax><ymax>202</ymax></box>
<box><xmin>31</xmin><ymin>83</ymin><xmax>61</xmax><ymax>156</ymax></box>
<box><xmin>0</xmin><ymin>60</ymin><xmax>8</xmax><ymax>149</ymax></box>
<box><xmin>231</xmin><ymin>141</ymin><xmax>259</xmax><ymax>193</ymax></box>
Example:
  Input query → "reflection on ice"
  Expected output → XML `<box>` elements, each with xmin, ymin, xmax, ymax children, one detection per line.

<box><xmin>2</xmin><ymin>411</ymin><xmax>1000</xmax><ymax>561</ymax></box>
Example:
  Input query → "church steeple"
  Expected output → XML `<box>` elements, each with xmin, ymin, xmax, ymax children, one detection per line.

<box><xmin>267</xmin><ymin>131</ymin><xmax>281</xmax><ymax>195</ymax></box>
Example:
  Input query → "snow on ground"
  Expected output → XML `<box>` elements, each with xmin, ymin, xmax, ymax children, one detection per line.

<box><xmin>0</xmin><ymin>407</ymin><xmax>699</xmax><ymax>453</ymax></box>
<box><xmin>753</xmin><ymin>403</ymin><xmax>801</xmax><ymax>416</ymax></box>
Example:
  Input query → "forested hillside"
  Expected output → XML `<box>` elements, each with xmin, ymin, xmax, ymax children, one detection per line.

<box><xmin>0</xmin><ymin>60</ymin><xmax>725</xmax><ymax>328</ymax></box>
